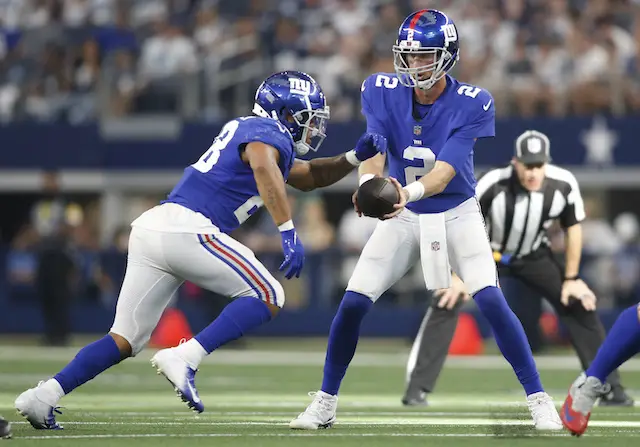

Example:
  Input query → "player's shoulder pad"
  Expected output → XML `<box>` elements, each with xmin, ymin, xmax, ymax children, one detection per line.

<box><xmin>451</xmin><ymin>81</ymin><xmax>495</xmax><ymax>116</ymax></box>
<box><xmin>239</xmin><ymin>116</ymin><xmax>295</xmax><ymax>154</ymax></box>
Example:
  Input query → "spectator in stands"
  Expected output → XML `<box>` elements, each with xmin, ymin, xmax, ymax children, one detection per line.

<box><xmin>31</xmin><ymin>171</ymin><xmax>78</xmax><ymax>346</ymax></box>
<box><xmin>612</xmin><ymin>213</ymin><xmax>640</xmax><ymax>308</ymax></box>
<box><xmin>97</xmin><ymin>225</ymin><xmax>129</xmax><ymax>308</ymax></box>
<box><xmin>136</xmin><ymin>19</ymin><xmax>198</xmax><ymax>112</ymax></box>
<box><xmin>507</xmin><ymin>35</ymin><xmax>538</xmax><ymax>117</ymax></box>
<box><xmin>3</xmin><ymin>0</ymin><xmax>640</xmax><ymax>119</ymax></box>
<box><xmin>298</xmin><ymin>196</ymin><xmax>335</xmax><ymax>253</ymax></box>
<box><xmin>336</xmin><ymin>205</ymin><xmax>377</xmax><ymax>287</ymax></box>
<box><xmin>93</xmin><ymin>7</ymin><xmax>137</xmax><ymax>55</ymax></box>
<box><xmin>6</xmin><ymin>224</ymin><xmax>39</xmax><ymax>302</ymax></box>
<box><xmin>106</xmin><ymin>49</ymin><xmax>137</xmax><ymax>116</ymax></box>
<box><xmin>568</xmin><ymin>27</ymin><xmax>615</xmax><ymax>115</ymax></box>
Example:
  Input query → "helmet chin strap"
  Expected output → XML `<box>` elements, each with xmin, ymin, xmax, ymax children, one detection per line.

<box><xmin>295</xmin><ymin>141</ymin><xmax>310</xmax><ymax>156</ymax></box>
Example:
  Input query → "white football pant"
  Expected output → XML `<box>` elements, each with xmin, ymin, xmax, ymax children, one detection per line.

<box><xmin>110</xmin><ymin>203</ymin><xmax>284</xmax><ymax>355</ymax></box>
<box><xmin>347</xmin><ymin>197</ymin><xmax>498</xmax><ymax>301</ymax></box>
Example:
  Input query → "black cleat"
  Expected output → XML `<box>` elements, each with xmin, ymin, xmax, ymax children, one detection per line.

<box><xmin>0</xmin><ymin>416</ymin><xmax>12</xmax><ymax>439</ymax></box>
<box><xmin>402</xmin><ymin>387</ymin><xmax>428</xmax><ymax>406</ymax></box>
<box><xmin>599</xmin><ymin>385</ymin><xmax>634</xmax><ymax>407</ymax></box>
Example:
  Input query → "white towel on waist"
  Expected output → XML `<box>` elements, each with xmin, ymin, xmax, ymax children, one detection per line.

<box><xmin>419</xmin><ymin>212</ymin><xmax>451</xmax><ymax>290</ymax></box>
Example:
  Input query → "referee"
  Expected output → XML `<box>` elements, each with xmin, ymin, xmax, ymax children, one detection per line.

<box><xmin>403</xmin><ymin>130</ymin><xmax>633</xmax><ymax>407</ymax></box>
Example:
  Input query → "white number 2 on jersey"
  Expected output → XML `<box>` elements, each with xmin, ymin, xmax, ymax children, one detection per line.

<box><xmin>403</xmin><ymin>146</ymin><xmax>436</xmax><ymax>183</ymax></box>
<box><xmin>192</xmin><ymin>120</ymin><xmax>240</xmax><ymax>173</ymax></box>
<box><xmin>456</xmin><ymin>85</ymin><xmax>481</xmax><ymax>98</ymax></box>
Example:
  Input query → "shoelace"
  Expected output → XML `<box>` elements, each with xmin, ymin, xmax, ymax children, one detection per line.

<box><xmin>46</xmin><ymin>407</ymin><xmax>63</xmax><ymax>428</ymax></box>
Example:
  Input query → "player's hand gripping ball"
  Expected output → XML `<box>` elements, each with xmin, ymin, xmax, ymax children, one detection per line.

<box><xmin>355</xmin><ymin>177</ymin><xmax>400</xmax><ymax>218</ymax></box>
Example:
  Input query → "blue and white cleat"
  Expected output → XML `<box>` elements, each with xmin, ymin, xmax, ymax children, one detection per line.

<box><xmin>151</xmin><ymin>348</ymin><xmax>204</xmax><ymax>413</ymax></box>
<box><xmin>14</xmin><ymin>381</ymin><xmax>63</xmax><ymax>430</ymax></box>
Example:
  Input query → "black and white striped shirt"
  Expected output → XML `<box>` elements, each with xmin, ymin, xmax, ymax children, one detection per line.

<box><xmin>476</xmin><ymin>164</ymin><xmax>586</xmax><ymax>258</ymax></box>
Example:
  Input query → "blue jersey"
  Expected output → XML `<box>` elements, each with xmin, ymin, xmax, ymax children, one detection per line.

<box><xmin>361</xmin><ymin>72</ymin><xmax>495</xmax><ymax>214</ymax></box>
<box><xmin>165</xmin><ymin>116</ymin><xmax>296</xmax><ymax>233</ymax></box>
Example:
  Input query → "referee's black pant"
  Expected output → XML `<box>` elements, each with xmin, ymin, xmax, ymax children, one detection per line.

<box><xmin>405</xmin><ymin>248</ymin><xmax>623</xmax><ymax>394</ymax></box>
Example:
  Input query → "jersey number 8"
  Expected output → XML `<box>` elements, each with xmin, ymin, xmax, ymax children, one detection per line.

<box><xmin>192</xmin><ymin>120</ymin><xmax>240</xmax><ymax>173</ymax></box>
<box><xmin>403</xmin><ymin>146</ymin><xmax>436</xmax><ymax>183</ymax></box>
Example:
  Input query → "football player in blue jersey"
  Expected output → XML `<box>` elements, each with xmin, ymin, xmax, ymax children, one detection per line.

<box><xmin>14</xmin><ymin>71</ymin><xmax>384</xmax><ymax>429</ymax></box>
<box><xmin>561</xmin><ymin>303</ymin><xmax>640</xmax><ymax>435</ymax></box>
<box><xmin>291</xmin><ymin>10</ymin><xmax>563</xmax><ymax>430</ymax></box>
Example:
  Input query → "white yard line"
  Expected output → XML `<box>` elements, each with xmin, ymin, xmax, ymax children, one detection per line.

<box><xmin>15</xmin><ymin>431</ymin><xmax>640</xmax><ymax>440</ymax></box>
<box><xmin>11</xmin><ymin>418</ymin><xmax>640</xmax><ymax>427</ymax></box>
<box><xmin>5</xmin><ymin>346</ymin><xmax>640</xmax><ymax>371</ymax></box>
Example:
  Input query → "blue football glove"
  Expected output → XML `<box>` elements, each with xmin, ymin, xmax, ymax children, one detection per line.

<box><xmin>279</xmin><ymin>228</ymin><xmax>305</xmax><ymax>279</ymax></box>
<box><xmin>354</xmin><ymin>132</ymin><xmax>388</xmax><ymax>161</ymax></box>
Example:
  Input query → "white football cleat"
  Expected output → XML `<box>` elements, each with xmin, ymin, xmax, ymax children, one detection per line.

<box><xmin>151</xmin><ymin>348</ymin><xmax>204</xmax><ymax>413</ymax></box>
<box><xmin>15</xmin><ymin>382</ymin><xmax>63</xmax><ymax>430</ymax></box>
<box><xmin>289</xmin><ymin>391</ymin><xmax>337</xmax><ymax>430</ymax></box>
<box><xmin>527</xmin><ymin>391</ymin><xmax>563</xmax><ymax>430</ymax></box>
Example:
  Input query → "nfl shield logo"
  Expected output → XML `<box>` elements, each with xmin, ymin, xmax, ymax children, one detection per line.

<box><xmin>413</xmin><ymin>125</ymin><xmax>422</xmax><ymax>136</ymax></box>
<box><xmin>431</xmin><ymin>241</ymin><xmax>440</xmax><ymax>251</ymax></box>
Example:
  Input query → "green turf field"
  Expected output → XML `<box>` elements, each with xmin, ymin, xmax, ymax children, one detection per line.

<box><xmin>1</xmin><ymin>340</ymin><xmax>639</xmax><ymax>446</ymax></box>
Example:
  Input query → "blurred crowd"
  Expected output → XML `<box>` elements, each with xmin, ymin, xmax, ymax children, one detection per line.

<box><xmin>4</xmin><ymin>180</ymin><xmax>640</xmax><ymax>326</ymax></box>
<box><xmin>2</xmin><ymin>0</ymin><xmax>640</xmax><ymax>122</ymax></box>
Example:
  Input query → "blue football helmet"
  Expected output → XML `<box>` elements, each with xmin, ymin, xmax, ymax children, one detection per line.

<box><xmin>392</xmin><ymin>9</ymin><xmax>460</xmax><ymax>90</ymax></box>
<box><xmin>253</xmin><ymin>71</ymin><xmax>330</xmax><ymax>156</ymax></box>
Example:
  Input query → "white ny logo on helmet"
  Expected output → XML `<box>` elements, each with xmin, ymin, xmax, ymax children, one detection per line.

<box><xmin>289</xmin><ymin>78</ymin><xmax>312</xmax><ymax>96</ymax></box>
<box><xmin>441</xmin><ymin>23</ymin><xmax>457</xmax><ymax>45</ymax></box>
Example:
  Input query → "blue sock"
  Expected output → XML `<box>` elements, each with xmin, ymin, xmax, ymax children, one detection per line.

<box><xmin>586</xmin><ymin>305</ymin><xmax>640</xmax><ymax>382</ymax></box>
<box><xmin>195</xmin><ymin>297</ymin><xmax>272</xmax><ymax>353</ymax></box>
<box><xmin>474</xmin><ymin>286</ymin><xmax>543</xmax><ymax>395</ymax></box>
<box><xmin>321</xmin><ymin>291</ymin><xmax>373</xmax><ymax>395</ymax></box>
<box><xmin>54</xmin><ymin>335</ymin><xmax>123</xmax><ymax>394</ymax></box>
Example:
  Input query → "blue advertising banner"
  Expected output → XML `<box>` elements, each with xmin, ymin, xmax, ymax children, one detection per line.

<box><xmin>0</xmin><ymin>115</ymin><xmax>629</xmax><ymax>169</ymax></box>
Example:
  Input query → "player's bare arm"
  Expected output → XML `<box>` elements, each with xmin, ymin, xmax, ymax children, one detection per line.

<box><xmin>287</xmin><ymin>131</ymin><xmax>386</xmax><ymax>193</ymax></box>
<box><xmin>358</xmin><ymin>152</ymin><xmax>386</xmax><ymax>180</ymax></box>
<box><xmin>561</xmin><ymin>223</ymin><xmax>596</xmax><ymax>310</ymax></box>
<box><xmin>564</xmin><ymin>223</ymin><xmax>583</xmax><ymax>281</ymax></box>
<box><xmin>243</xmin><ymin>141</ymin><xmax>292</xmax><ymax>226</ymax></box>
<box><xmin>287</xmin><ymin>155</ymin><xmax>357</xmax><ymax>192</ymax></box>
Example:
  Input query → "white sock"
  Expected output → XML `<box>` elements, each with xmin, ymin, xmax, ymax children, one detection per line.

<box><xmin>39</xmin><ymin>379</ymin><xmax>65</xmax><ymax>405</ymax></box>
<box><xmin>173</xmin><ymin>338</ymin><xmax>208</xmax><ymax>370</ymax></box>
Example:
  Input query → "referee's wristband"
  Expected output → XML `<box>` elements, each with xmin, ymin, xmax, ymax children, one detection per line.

<box><xmin>564</xmin><ymin>275</ymin><xmax>579</xmax><ymax>281</ymax></box>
